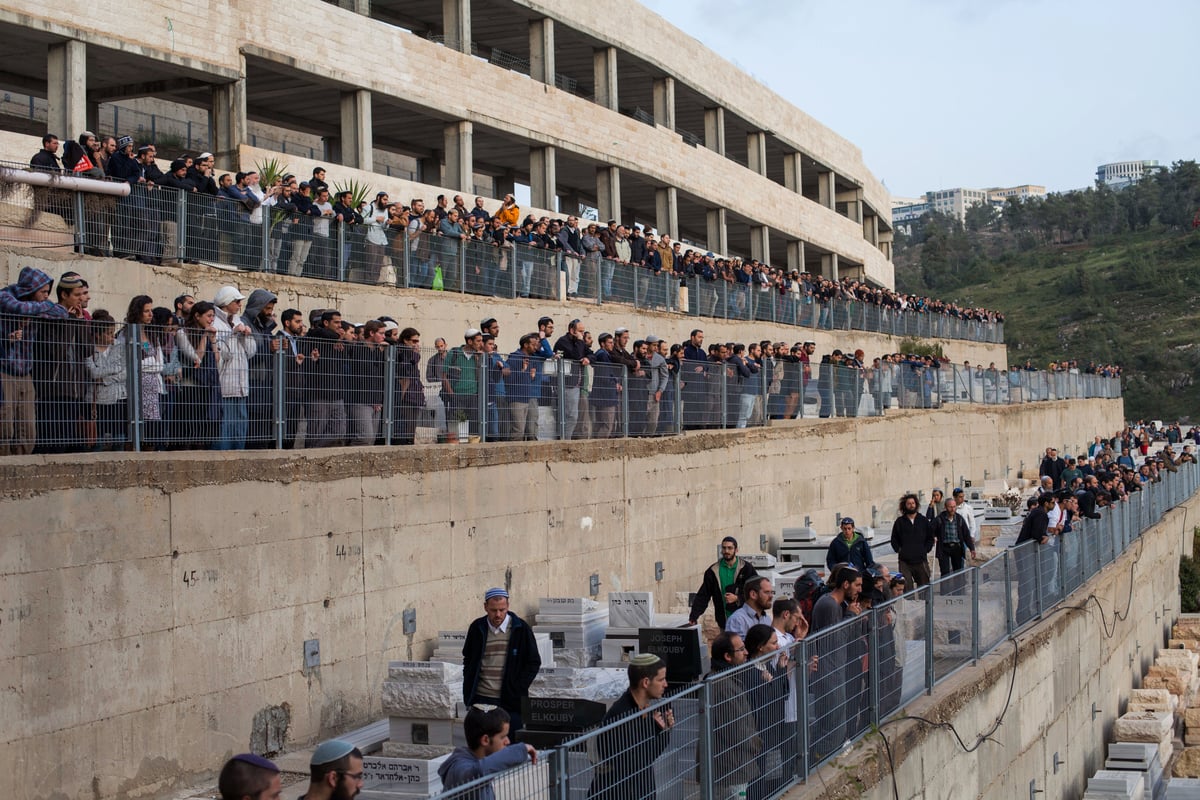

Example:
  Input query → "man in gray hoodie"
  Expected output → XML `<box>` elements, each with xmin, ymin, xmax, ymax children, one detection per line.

<box><xmin>438</xmin><ymin>705</ymin><xmax>536</xmax><ymax>800</ymax></box>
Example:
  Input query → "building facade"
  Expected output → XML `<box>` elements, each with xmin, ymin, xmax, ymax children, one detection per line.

<box><xmin>0</xmin><ymin>0</ymin><xmax>896</xmax><ymax>286</ymax></box>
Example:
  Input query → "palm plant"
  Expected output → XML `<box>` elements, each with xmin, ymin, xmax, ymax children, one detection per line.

<box><xmin>333</xmin><ymin>178</ymin><xmax>373</xmax><ymax>211</ymax></box>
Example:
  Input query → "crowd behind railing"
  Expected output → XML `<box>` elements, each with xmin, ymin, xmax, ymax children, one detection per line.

<box><xmin>6</xmin><ymin>132</ymin><xmax>1009</xmax><ymax>342</ymax></box>
<box><xmin>420</xmin><ymin>430</ymin><xmax>1196</xmax><ymax>800</ymax></box>
<box><xmin>0</xmin><ymin>266</ymin><xmax>1121</xmax><ymax>455</ymax></box>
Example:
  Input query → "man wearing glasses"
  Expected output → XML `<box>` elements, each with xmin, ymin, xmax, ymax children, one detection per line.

<box><xmin>297</xmin><ymin>739</ymin><xmax>362</xmax><ymax>800</ymax></box>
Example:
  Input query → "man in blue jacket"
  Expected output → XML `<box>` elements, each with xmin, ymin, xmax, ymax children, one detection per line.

<box><xmin>438</xmin><ymin>706</ymin><xmax>536</xmax><ymax>800</ymax></box>
<box><xmin>462</xmin><ymin>588</ymin><xmax>541</xmax><ymax>737</ymax></box>
<box><xmin>825</xmin><ymin>518</ymin><xmax>882</xmax><ymax>574</ymax></box>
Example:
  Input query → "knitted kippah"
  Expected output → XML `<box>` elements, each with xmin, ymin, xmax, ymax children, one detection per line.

<box><xmin>630</xmin><ymin>653</ymin><xmax>662</xmax><ymax>666</ymax></box>
<box><xmin>484</xmin><ymin>587</ymin><xmax>509</xmax><ymax>601</ymax></box>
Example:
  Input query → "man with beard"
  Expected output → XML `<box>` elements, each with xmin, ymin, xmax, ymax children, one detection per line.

<box><xmin>587</xmin><ymin>654</ymin><xmax>674</xmax><ymax>800</ymax></box>
<box><xmin>809</xmin><ymin>565</ymin><xmax>863</xmax><ymax>761</ymax></box>
<box><xmin>298</xmin><ymin>740</ymin><xmax>362</xmax><ymax>800</ymax></box>
<box><xmin>688</xmin><ymin>536</ymin><xmax>758</xmax><ymax>630</ymax></box>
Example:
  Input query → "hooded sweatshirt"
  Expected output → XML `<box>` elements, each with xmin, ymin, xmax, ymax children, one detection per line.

<box><xmin>824</xmin><ymin>530</ymin><xmax>876</xmax><ymax>573</ymax></box>
<box><xmin>437</xmin><ymin>744</ymin><xmax>531</xmax><ymax>800</ymax></box>
<box><xmin>0</xmin><ymin>267</ymin><xmax>68</xmax><ymax>376</ymax></box>
<box><xmin>243</xmin><ymin>289</ymin><xmax>278</xmax><ymax>391</ymax></box>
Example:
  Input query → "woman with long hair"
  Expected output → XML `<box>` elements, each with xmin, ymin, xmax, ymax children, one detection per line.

<box><xmin>175</xmin><ymin>301</ymin><xmax>222</xmax><ymax>448</ymax></box>
<box><xmin>122</xmin><ymin>295</ymin><xmax>164</xmax><ymax>447</ymax></box>
<box><xmin>151</xmin><ymin>306</ymin><xmax>182</xmax><ymax>448</ymax></box>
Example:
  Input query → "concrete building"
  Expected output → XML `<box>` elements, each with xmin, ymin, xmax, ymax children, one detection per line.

<box><xmin>0</xmin><ymin>0</ymin><xmax>896</xmax><ymax>286</ymax></box>
<box><xmin>1096</xmin><ymin>159</ymin><xmax>1162</xmax><ymax>189</ymax></box>
<box><xmin>891</xmin><ymin>184</ymin><xmax>1047</xmax><ymax>233</ymax></box>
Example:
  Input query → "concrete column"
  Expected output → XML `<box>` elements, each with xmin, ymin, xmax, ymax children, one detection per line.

<box><xmin>749</xmin><ymin>225</ymin><xmax>770</xmax><ymax>264</ymax></box>
<box><xmin>706</xmin><ymin>208</ymin><xmax>727</xmax><ymax>255</ymax></box>
<box><xmin>863</xmin><ymin>212</ymin><xmax>878</xmax><ymax>245</ymax></box>
<box><xmin>747</xmin><ymin>132</ymin><xmax>767</xmax><ymax>177</ymax></box>
<box><xmin>821</xmin><ymin>252</ymin><xmax>840</xmax><ymax>281</ymax></box>
<box><xmin>838</xmin><ymin>188</ymin><xmax>863</xmax><ymax>223</ymax></box>
<box><xmin>530</xmin><ymin>146</ymin><xmax>556</xmax><ymax>211</ymax></box>
<box><xmin>653</xmin><ymin>76</ymin><xmax>675</xmax><ymax>130</ymax></box>
<box><xmin>783</xmin><ymin>152</ymin><xmax>803</xmax><ymax>194</ymax></box>
<box><xmin>211</xmin><ymin>72</ymin><xmax>247</xmax><ymax>171</ymax></box>
<box><xmin>443</xmin><ymin>120</ymin><xmax>473</xmax><ymax>193</ymax></box>
<box><xmin>592</xmin><ymin>47</ymin><xmax>618</xmax><ymax>111</ymax></box>
<box><xmin>339</xmin><ymin>89</ymin><xmax>373</xmax><ymax>171</ymax></box>
<box><xmin>596</xmin><ymin>166</ymin><xmax>621</xmax><ymax>224</ymax></box>
<box><xmin>655</xmin><ymin>186</ymin><xmax>678</xmax><ymax>239</ymax></box>
<box><xmin>337</xmin><ymin>0</ymin><xmax>370</xmax><ymax>13</ymax></box>
<box><xmin>879</xmin><ymin>231</ymin><xmax>894</xmax><ymax>261</ymax></box>
<box><xmin>443</xmin><ymin>0</ymin><xmax>471</xmax><ymax>54</ymax></box>
<box><xmin>704</xmin><ymin>107</ymin><xmax>725</xmax><ymax>155</ymax></box>
<box><xmin>786</xmin><ymin>240</ymin><xmax>805</xmax><ymax>272</ymax></box>
<box><xmin>529</xmin><ymin>18</ymin><xmax>555</xmax><ymax>85</ymax></box>
<box><xmin>86</xmin><ymin>102</ymin><xmax>100</xmax><ymax>137</ymax></box>
<box><xmin>418</xmin><ymin>156</ymin><xmax>440</xmax><ymax>185</ymax></box>
<box><xmin>323</xmin><ymin>136</ymin><xmax>341</xmax><ymax>164</ymax></box>
<box><xmin>494</xmin><ymin>171</ymin><xmax>516</xmax><ymax>200</ymax></box>
<box><xmin>818</xmin><ymin>170</ymin><xmax>836</xmax><ymax>210</ymax></box>
<box><xmin>47</xmin><ymin>40</ymin><xmax>86</xmax><ymax>141</ymax></box>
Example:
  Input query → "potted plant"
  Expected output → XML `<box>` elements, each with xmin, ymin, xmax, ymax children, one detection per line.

<box><xmin>453</xmin><ymin>410</ymin><xmax>470</xmax><ymax>444</ymax></box>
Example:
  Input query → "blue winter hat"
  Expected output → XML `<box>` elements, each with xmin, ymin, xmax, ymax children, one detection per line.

<box><xmin>484</xmin><ymin>587</ymin><xmax>509</xmax><ymax>602</ymax></box>
<box><xmin>311</xmin><ymin>739</ymin><xmax>356</xmax><ymax>766</ymax></box>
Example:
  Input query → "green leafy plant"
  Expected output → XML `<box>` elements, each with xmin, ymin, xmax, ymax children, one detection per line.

<box><xmin>255</xmin><ymin>158</ymin><xmax>289</xmax><ymax>190</ymax></box>
<box><xmin>333</xmin><ymin>178</ymin><xmax>372</xmax><ymax>211</ymax></box>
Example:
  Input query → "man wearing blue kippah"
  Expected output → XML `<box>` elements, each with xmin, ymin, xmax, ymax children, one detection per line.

<box><xmin>462</xmin><ymin>587</ymin><xmax>541</xmax><ymax>738</ymax></box>
<box><xmin>218</xmin><ymin>753</ymin><xmax>282</xmax><ymax>800</ymax></box>
<box><xmin>297</xmin><ymin>739</ymin><xmax>363</xmax><ymax>800</ymax></box>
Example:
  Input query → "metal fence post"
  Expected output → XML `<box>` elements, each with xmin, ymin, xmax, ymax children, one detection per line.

<box><xmin>273</xmin><ymin>345</ymin><xmax>286</xmax><ymax>449</ymax></box>
<box><xmin>868</xmin><ymin>608</ymin><xmax>881</xmax><ymax>727</ymax></box>
<box><xmin>720</xmin><ymin>366</ymin><xmax>728</xmax><ymax>429</ymax></box>
<box><xmin>458</xmin><ymin>241</ymin><xmax>467</xmax><ymax>294</ymax></box>
<box><xmin>621</xmin><ymin>364</ymin><xmax>630</xmax><ymax>438</ymax></box>
<box><xmin>260</xmin><ymin>211</ymin><xmax>271</xmax><ymax>273</ymax></box>
<box><xmin>557</xmin><ymin>360</ymin><xmax>567</xmax><ymax>440</ymax></box>
<box><xmin>124</xmin><ymin>324</ymin><xmax>143</xmax><ymax>452</ymax></box>
<box><xmin>174</xmin><ymin>189</ymin><xmax>187</xmax><ymax>263</ymax></box>
<box><xmin>1003</xmin><ymin>550</ymin><xmax>1014</xmax><ymax>635</ymax></box>
<box><xmin>798</xmin><ymin>637</ymin><xmax>811</xmax><ymax>778</ymax></box>
<box><xmin>1034</xmin><ymin>538</ymin><xmax>1045</xmax><ymax>618</ymax></box>
<box><xmin>477</xmin><ymin>354</ymin><xmax>488</xmax><ymax>443</ymax></box>
<box><xmin>971</xmin><ymin>567</ymin><xmax>981</xmax><ymax>663</ymax></box>
<box><xmin>382</xmin><ymin>353</ymin><xmax>396</xmax><ymax>445</ymax></box>
<box><xmin>69</xmin><ymin>189</ymin><xmax>86</xmax><ymax>254</ymax></box>
<box><xmin>336</xmin><ymin>222</ymin><xmax>346</xmax><ymax>282</ymax></box>
<box><xmin>699</xmin><ymin>680</ymin><xmax>716</xmax><ymax>800</ymax></box>
<box><xmin>925</xmin><ymin>587</ymin><xmax>935</xmax><ymax>693</ymax></box>
<box><xmin>673</xmin><ymin>368</ymin><xmax>683</xmax><ymax>435</ymax></box>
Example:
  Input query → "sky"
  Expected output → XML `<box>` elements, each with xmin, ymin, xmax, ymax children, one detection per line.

<box><xmin>640</xmin><ymin>0</ymin><xmax>1200</xmax><ymax>199</ymax></box>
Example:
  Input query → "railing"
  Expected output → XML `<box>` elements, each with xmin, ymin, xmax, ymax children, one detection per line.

<box><xmin>425</xmin><ymin>463</ymin><xmax>1200</xmax><ymax>800</ymax></box>
<box><xmin>0</xmin><ymin>168</ymin><xmax>1008</xmax><ymax>345</ymax></box>
<box><xmin>0</xmin><ymin>311</ymin><xmax>1120</xmax><ymax>454</ymax></box>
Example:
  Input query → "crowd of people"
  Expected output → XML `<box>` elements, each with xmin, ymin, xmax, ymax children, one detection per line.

<box><xmin>0</xmin><ymin>263</ymin><xmax>1124</xmax><ymax>455</ymax></box>
<box><xmin>25</xmin><ymin>130</ymin><xmax>1008</xmax><ymax>339</ymax></box>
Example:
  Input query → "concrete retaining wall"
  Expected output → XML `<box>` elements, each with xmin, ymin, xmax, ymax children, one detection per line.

<box><xmin>793</xmin><ymin>470</ymin><xmax>1195</xmax><ymax>800</ymax></box>
<box><xmin>1</xmin><ymin>398</ymin><xmax>1119</xmax><ymax>800</ymax></box>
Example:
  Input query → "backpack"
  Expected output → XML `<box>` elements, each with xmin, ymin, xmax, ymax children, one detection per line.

<box><xmin>792</xmin><ymin>570</ymin><xmax>825</xmax><ymax>624</ymax></box>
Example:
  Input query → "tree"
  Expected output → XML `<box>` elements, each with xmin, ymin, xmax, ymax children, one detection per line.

<box><xmin>964</xmin><ymin>201</ymin><xmax>998</xmax><ymax>232</ymax></box>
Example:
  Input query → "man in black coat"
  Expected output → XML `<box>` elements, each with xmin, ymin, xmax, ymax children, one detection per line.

<box><xmin>462</xmin><ymin>588</ymin><xmax>541</xmax><ymax>737</ymax></box>
<box><xmin>1014</xmin><ymin>493</ymin><xmax>1055</xmax><ymax>622</ymax></box>
<box><xmin>890</xmin><ymin>493</ymin><xmax>935</xmax><ymax>589</ymax></box>
<box><xmin>688</xmin><ymin>536</ymin><xmax>758</xmax><ymax>629</ymax></box>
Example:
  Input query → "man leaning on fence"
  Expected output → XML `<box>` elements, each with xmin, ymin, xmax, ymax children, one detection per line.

<box><xmin>438</xmin><ymin>705</ymin><xmax>536</xmax><ymax>800</ymax></box>
<box><xmin>587</xmin><ymin>653</ymin><xmax>674</xmax><ymax>800</ymax></box>
<box><xmin>0</xmin><ymin>267</ymin><xmax>69</xmax><ymax>455</ymax></box>
<box><xmin>689</xmin><ymin>536</ymin><xmax>758</xmax><ymax>630</ymax></box>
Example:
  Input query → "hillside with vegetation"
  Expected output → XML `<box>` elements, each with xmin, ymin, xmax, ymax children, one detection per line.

<box><xmin>893</xmin><ymin>161</ymin><xmax>1200</xmax><ymax>422</ymax></box>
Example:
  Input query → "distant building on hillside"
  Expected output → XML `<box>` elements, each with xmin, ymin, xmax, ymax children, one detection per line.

<box><xmin>891</xmin><ymin>184</ymin><xmax>1047</xmax><ymax>234</ymax></box>
<box><xmin>1096</xmin><ymin>160</ymin><xmax>1162</xmax><ymax>190</ymax></box>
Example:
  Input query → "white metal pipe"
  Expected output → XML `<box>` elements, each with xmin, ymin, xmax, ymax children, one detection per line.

<box><xmin>0</xmin><ymin>166</ymin><xmax>131</xmax><ymax>197</ymax></box>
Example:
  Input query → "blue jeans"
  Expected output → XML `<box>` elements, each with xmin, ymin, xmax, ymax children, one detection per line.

<box><xmin>215</xmin><ymin>396</ymin><xmax>248</xmax><ymax>450</ymax></box>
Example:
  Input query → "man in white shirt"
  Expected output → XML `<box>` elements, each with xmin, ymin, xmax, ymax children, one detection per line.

<box><xmin>951</xmin><ymin>488</ymin><xmax>978</xmax><ymax>544</ymax></box>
